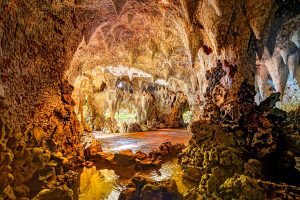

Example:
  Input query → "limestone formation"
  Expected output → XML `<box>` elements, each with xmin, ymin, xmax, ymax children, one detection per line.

<box><xmin>119</xmin><ymin>174</ymin><xmax>183</xmax><ymax>200</ymax></box>
<box><xmin>94</xmin><ymin>142</ymin><xmax>185</xmax><ymax>169</ymax></box>
<box><xmin>1</xmin><ymin>0</ymin><xmax>300</xmax><ymax>199</ymax></box>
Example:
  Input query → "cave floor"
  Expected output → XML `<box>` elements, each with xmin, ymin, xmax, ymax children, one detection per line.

<box><xmin>93</xmin><ymin>128</ymin><xmax>192</xmax><ymax>153</ymax></box>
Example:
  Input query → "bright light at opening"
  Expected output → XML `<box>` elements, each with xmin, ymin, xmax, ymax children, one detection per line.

<box><xmin>117</xmin><ymin>82</ymin><xmax>124</xmax><ymax>88</ymax></box>
<box><xmin>183</xmin><ymin>110</ymin><xmax>192</xmax><ymax>124</ymax></box>
<box><xmin>103</xmin><ymin>65</ymin><xmax>152</xmax><ymax>78</ymax></box>
<box><xmin>155</xmin><ymin>79</ymin><xmax>168</xmax><ymax>86</ymax></box>
<box><xmin>111</xmin><ymin>144</ymin><xmax>139</xmax><ymax>151</ymax></box>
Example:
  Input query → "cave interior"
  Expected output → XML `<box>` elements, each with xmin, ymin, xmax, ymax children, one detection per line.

<box><xmin>1</xmin><ymin>0</ymin><xmax>300</xmax><ymax>199</ymax></box>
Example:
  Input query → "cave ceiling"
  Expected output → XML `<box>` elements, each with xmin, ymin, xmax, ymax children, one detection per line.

<box><xmin>65</xmin><ymin>0</ymin><xmax>300</xmax><ymax>106</ymax></box>
<box><xmin>1</xmin><ymin>0</ymin><xmax>300</xmax><ymax>130</ymax></box>
<box><xmin>67</xmin><ymin>0</ymin><xmax>197</xmax><ymax>83</ymax></box>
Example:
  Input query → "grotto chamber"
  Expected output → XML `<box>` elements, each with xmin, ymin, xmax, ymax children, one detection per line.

<box><xmin>1</xmin><ymin>0</ymin><xmax>300</xmax><ymax>199</ymax></box>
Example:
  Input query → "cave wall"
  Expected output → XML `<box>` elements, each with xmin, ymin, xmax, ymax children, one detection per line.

<box><xmin>71</xmin><ymin>72</ymin><xmax>189</xmax><ymax>132</ymax></box>
<box><xmin>1</xmin><ymin>0</ymin><xmax>300</xmax><ymax>199</ymax></box>
<box><xmin>0</xmin><ymin>0</ymin><xmax>107</xmax><ymax>131</ymax></box>
<box><xmin>0</xmin><ymin>0</ymin><xmax>106</xmax><ymax>198</ymax></box>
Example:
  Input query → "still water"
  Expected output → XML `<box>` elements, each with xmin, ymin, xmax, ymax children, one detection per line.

<box><xmin>77</xmin><ymin>129</ymin><xmax>194</xmax><ymax>200</ymax></box>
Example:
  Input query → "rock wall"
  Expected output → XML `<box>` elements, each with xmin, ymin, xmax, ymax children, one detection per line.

<box><xmin>152</xmin><ymin>87</ymin><xmax>187</xmax><ymax>128</ymax></box>
<box><xmin>0</xmin><ymin>0</ymin><xmax>105</xmax><ymax>198</ymax></box>
<box><xmin>180</xmin><ymin>1</ymin><xmax>300</xmax><ymax>198</ymax></box>
<box><xmin>1</xmin><ymin>0</ymin><xmax>300</xmax><ymax>199</ymax></box>
<box><xmin>181</xmin><ymin>91</ymin><xmax>300</xmax><ymax>199</ymax></box>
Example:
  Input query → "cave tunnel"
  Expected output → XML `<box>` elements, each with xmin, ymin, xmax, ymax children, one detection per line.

<box><xmin>1</xmin><ymin>0</ymin><xmax>300</xmax><ymax>199</ymax></box>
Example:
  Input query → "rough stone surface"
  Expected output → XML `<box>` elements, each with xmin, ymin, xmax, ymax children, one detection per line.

<box><xmin>1</xmin><ymin>0</ymin><xmax>300</xmax><ymax>199</ymax></box>
<box><xmin>119</xmin><ymin>174</ymin><xmax>183</xmax><ymax>200</ymax></box>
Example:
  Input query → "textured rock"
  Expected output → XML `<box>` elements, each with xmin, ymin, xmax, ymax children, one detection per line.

<box><xmin>119</xmin><ymin>174</ymin><xmax>183</xmax><ymax>200</ymax></box>
<box><xmin>217</xmin><ymin>175</ymin><xmax>300</xmax><ymax>200</ymax></box>
<box><xmin>94</xmin><ymin>141</ymin><xmax>184</xmax><ymax>171</ymax></box>
<box><xmin>31</xmin><ymin>185</ymin><xmax>73</xmax><ymax>200</ymax></box>
<box><xmin>1</xmin><ymin>0</ymin><xmax>300</xmax><ymax>199</ymax></box>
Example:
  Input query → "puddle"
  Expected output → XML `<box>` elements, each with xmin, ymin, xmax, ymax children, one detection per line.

<box><xmin>77</xmin><ymin>158</ymin><xmax>196</xmax><ymax>200</ymax></box>
<box><xmin>78</xmin><ymin>168</ymin><xmax>119</xmax><ymax>200</ymax></box>
<box><xmin>76</xmin><ymin>129</ymin><xmax>194</xmax><ymax>199</ymax></box>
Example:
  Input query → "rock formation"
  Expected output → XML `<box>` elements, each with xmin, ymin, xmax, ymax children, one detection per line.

<box><xmin>119</xmin><ymin>174</ymin><xmax>183</xmax><ymax>200</ymax></box>
<box><xmin>1</xmin><ymin>0</ymin><xmax>300</xmax><ymax>199</ymax></box>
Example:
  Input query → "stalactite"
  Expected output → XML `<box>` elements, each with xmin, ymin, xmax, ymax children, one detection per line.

<box><xmin>291</xmin><ymin>28</ymin><xmax>300</xmax><ymax>48</ymax></box>
<box><xmin>295</xmin><ymin>63</ymin><xmax>300</xmax><ymax>87</ymax></box>
<box><xmin>209</xmin><ymin>0</ymin><xmax>222</xmax><ymax>16</ymax></box>
<box><xmin>287</xmin><ymin>50</ymin><xmax>300</xmax><ymax>78</ymax></box>
<box><xmin>190</xmin><ymin>74</ymin><xmax>198</xmax><ymax>93</ymax></box>
<box><xmin>256</xmin><ymin>64</ymin><xmax>272</xmax><ymax>101</ymax></box>
<box><xmin>265</xmin><ymin>53</ymin><xmax>289</xmax><ymax>99</ymax></box>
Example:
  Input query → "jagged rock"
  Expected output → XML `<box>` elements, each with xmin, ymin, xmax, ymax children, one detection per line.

<box><xmin>0</xmin><ymin>173</ymin><xmax>14</xmax><ymax>194</ymax></box>
<box><xmin>182</xmin><ymin>121</ymin><xmax>244</xmax><ymax>187</ymax></box>
<box><xmin>237</xmin><ymin>80</ymin><xmax>256</xmax><ymax>103</ymax></box>
<box><xmin>220</xmin><ymin>102</ymin><xmax>242</xmax><ymax>123</ymax></box>
<box><xmin>94</xmin><ymin>142</ymin><xmax>184</xmax><ymax>169</ymax></box>
<box><xmin>115</xmin><ymin>149</ymin><xmax>136</xmax><ymax>164</ymax></box>
<box><xmin>81</xmin><ymin>133</ymin><xmax>102</xmax><ymax>159</ymax></box>
<box><xmin>12</xmin><ymin>147</ymin><xmax>51</xmax><ymax>184</ymax></box>
<box><xmin>127</xmin><ymin>123</ymin><xmax>142</xmax><ymax>133</ymax></box>
<box><xmin>119</xmin><ymin>174</ymin><xmax>183</xmax><ymax>200</ymax></box>
<box><xmin>218</xmin><ymin>175</ymin><xmax>300</xmax><ymax>200</ymax></box>
<box><xmin>204</xmin><ymin>62</ymin><xmax>226</xmax><ymax>101</ymax></box>
<box><xmin>267</xmin><ymin>107</ymin><xmax>287</xmax><ymax>123</ymax></box>
<box><xmin>188</xmin><ymin>120</ymin><xmax>214</xmax><ymax>141</ymax></box>
<box><xmin>95</xmin><ymin>152</ymin><xmax>115</xmax><ymax>163</ymax></box>
<box><xmin>183</xmin><ymin>88</ymin><xmax>300</xmax><ymax>197</ymax></box>
<box><xmin>243</xmin><ymin>159</ymin><xmax>263</xmax><ymax>179</ymax></box>
<box><xmin>251</xmin><ymin>128</ymin><xmax>278</xmax><ymax>158</ymax></box>
<box><xmin>31</xmin><ymin>185</ymin><xmax>73</xmax><ymax>200</ymax></box>
<box><xmin>134</xmin><ymin>151</ymin><xmax>147</xmax><ymax>160</ymax></box>
<box><xmin>56</xmin><ymin>170</ymin><xmax>79</xmax><ymax>187</ymax></box>
<box><xmin>201</xmin><ymin>103</ymin><xmax>220</xmax><ymax>122</ymax></box>
<box><xmin>2</xmin><ymin>185</ymin><xmax>16</xmax><ymax>200</ymax></box>
<box><xmin>2</xmin><ymin>0</ymin><xmax>300</xmax><ymax>199</ymax></box>
<box><xmin>32</xmin><ymin>127</ymin><xmax>45</xmax><ymax>145</ymax></box>
<box><xmin>258</xmin><ymin>92</ymin><xmax>281</xmax><ymax>112</ymax></box>
<box><xmin>13</xmin><ymin>185</ymin><xmax>30</xmax><ymax>199</ymax></box>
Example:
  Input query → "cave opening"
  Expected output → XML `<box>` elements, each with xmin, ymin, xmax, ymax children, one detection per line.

<box><xmin>2</xmin><ymin>0</ymin><xmax>300</xmax><ymax>200</ymax></box>
<box><xmin>182</xmin><ymin>108</ymin><xmax>192</xmax><ymax>126</ymax></box>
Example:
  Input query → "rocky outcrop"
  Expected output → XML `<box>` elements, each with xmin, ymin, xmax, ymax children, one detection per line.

<box><xmin>1</xmin><ymin>0</ymin><xmax>300</xmax><ymax>199</ymax></box>
<box><xmin>119</xmin><ymin>174</ymin><xmax>183</xmax><ymax>200</ymax></box>
<box><xmin>0</xmin><ymin>80</ymin><xmax>84</xmax><ymax>199</ymax></box>
<box><xmin>185</xmin><ymin>175</ymin><xmax>300</xmax><ymax>200</ymax></box>
<box><xmin>152</xmin><ymin>89</ymin><xmax>188</xmax><ymax>128</ymax></box>
<box><xmin>94</xmin><ymin>142</ymin><xmax>185</xmax><ymax>169</ymax></box>
<box><xmin>181</xmin><ymin>88</ymin><xmax>300</xmax><ymax>198</ymax></box>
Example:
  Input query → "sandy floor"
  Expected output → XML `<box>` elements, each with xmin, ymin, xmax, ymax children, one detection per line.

<box><xmin>93</xmin><ymin>128</ymin><xmax>192</xmax><ymax>153</ymax></box>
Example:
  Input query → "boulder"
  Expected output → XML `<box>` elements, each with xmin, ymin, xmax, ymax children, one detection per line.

<box><xmin>119</xmin><ymin>174</ymin><xmax>183</xmax><ymax>200</ymax></box>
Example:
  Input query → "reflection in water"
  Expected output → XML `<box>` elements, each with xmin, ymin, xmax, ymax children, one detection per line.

<box><xmin>79</xmin><ymin>167</ymin><xmax>118</xmax><ymax>200</ymax></box>
<box><xmin>79</xmin><ymin>159</ymin><xmax>195</xmax><ymax>199</ymax></box>
<box><xmin>78</xmin><ymin>129</ymin><xmax>194</xmax><ymax>199</ymax></box>
<box><xmin>148</xmin><ymin>159</ymin><xmax>192</xmax><ymax>196</ymax></box>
